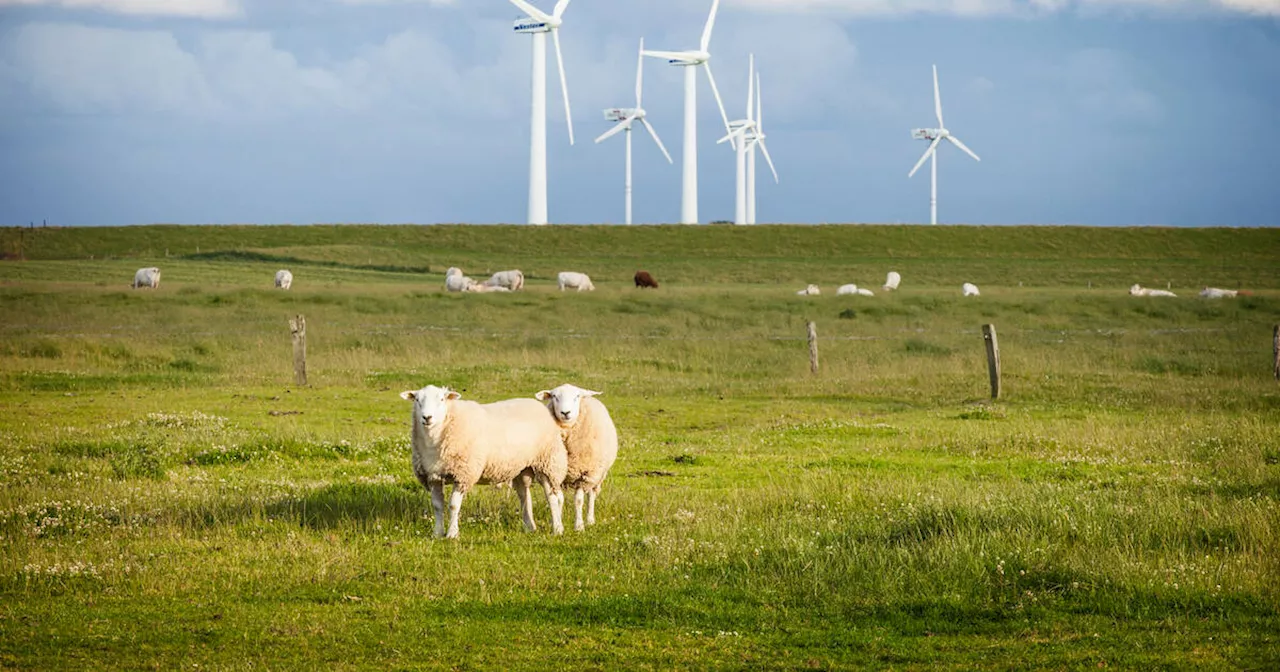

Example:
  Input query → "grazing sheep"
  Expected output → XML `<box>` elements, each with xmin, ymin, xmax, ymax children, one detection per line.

<box><xmin>536</xmin><ymin>384</ymin><xmax>618</xmax><ymax>532</ymax></box>
<box><xmin>558</xmin><ymin>272</ymin><xmax>595</xmax><ymax>292</ymax></box>
<box><xmin>275</xmin><ymin>270</ymin><xmax>293</xmax><ymax>290</ymax></box>
<box><xmin>1130</xmin><ymin>284</ymin><xmax>1177</xmax><ymax>298</ymax></box>
<box><xmin>1199</xmin><ymin>287</ymin><xmax>1238</xmax><ymax>299</ymax></box>
<box><xmin>401</xmin><ymin>386</ymin><xmax>567</xmax><ymax>539</ymax></box>
<box><xmin>445</xmin><ymin>267</ymin><xmax>477</xmax><ymax>293</ymax></box>
<box><xmin>796</xmin><ymin>284</ymin><xmax>821</xmax><ymax>296</ymax></box>
<box><xmin>962</xmin><ymin>283</ymin><xmax>981</xmax><ymax>297</ymax></box>
<box><xmin>883</xmin><ymin>272</ymin><xmax>901</xmax><ymax>291</ymax></box>
<box><xmin>484</xmin><ymin>270</ymin><xmax>525</xmax><ymax>291</ymax></box>
<box><xmin>131</xmin><ymin>267</ymin><xmax>161</xmax><ymax>289</ymax></box>
<box><xmin>634</xmin><ymin>271</ymin><xmax>659</xmax><ymax>289</ymax></box>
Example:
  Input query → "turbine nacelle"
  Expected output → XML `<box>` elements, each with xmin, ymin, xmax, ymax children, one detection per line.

<box><xmin>604</xmin><ymin>108</ymin><xmax>645</xmax><ymax>122</ymax></box>
<box><xmin>512</xmin><ymin>18</ymin><xmax>557</xmax><ymax>33</ymax></box>
<box><xmin>912</xmin><ymin>128</ymin><xmax>947</xmax><ymax>141</ymax></box>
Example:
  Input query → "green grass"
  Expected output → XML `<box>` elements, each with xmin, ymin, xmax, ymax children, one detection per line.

<box><xmin>1</xmin><ymin>224</ymin><xmax>1279</xmax><ymax>670</ymax></box>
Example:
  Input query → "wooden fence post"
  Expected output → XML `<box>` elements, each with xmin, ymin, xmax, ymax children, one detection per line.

<box><xmin>983</xmin><ymin>324</ymin><xmax>1002</xmax><ymax>400</ymax></box>
<box><xmin>807</xmin><ymin>321</ymin><xmax>819</xmax><ymax>375</ymax></box>
<box><xmin>290</xmin><ymin>315</ymin><xmax>308</xmax><ymax>386</ymax></box>
<box><xmin>1273</xmin><ymin>325</ymin><xmax>1279</xmax><ymax>381</ymax></box>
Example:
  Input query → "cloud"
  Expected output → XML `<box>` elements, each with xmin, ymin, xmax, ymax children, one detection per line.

<box><xmin>0</xmin><ymin>0</ymin><xmax>242</xmax><ymax>19</ymax></box>
<box><xmin>726</xmin><ymin>0</ymin><xmax>1280</xmax><ymax>16</ymax></box>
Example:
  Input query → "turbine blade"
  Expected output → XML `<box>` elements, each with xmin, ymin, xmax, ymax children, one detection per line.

<box><xmin>635</xmin><ymin>38</ymin><xmax>645</xmax><ymax>107</ymax></box>
<box><xmin>933</xmin><ymin>64</ymin><xmax>944</xmax><ymax>129</ymax></box>
<box><xmin>946</xmin><ymin>135</ymin><xmax>981</xmax><ymax>162</ymax></box>
<box><xmin>908</xmin><ymin>138</ymin><xmax>941</xmax><ymax>178</ymax></box>
<box><xmin>756</xmin><ymin>72</ymin><xmax>763</xmax><ymax>131</ymax></box>
<box><xmin>641</xmin><ymin>49</ymin><xmax>694</xmax><ymax>61</ymax></box>
<box><xmin>717</xmin><ymin>126</ymin><xmax>748</xmax><ymax>145</ymax></box>
<box><xmin>758</xmin><ymin>138</ymin><xmax>779</xmax><ymax>184</ymax></box>
<box><xmin>594</xmin><ymin>120</ymin><xmax>631</xmax><ymax>144</ymax></box>
<box><xmin>552</xmin><ymin>0</ymin><xmax>572</xmax><ymax>19</ymax></box>
<box><xmin>509</xmin><ymin>0</ymin><xmax>551</xmax><ymax>22</ymax></box>
<box><xmin>701</xmin><ymin>0</ymin><xmax>721</xmax><ymax>52</ymax></box>
<box><xmin>703</xmin><ymin>61</ymin><xmax>734</xmax><ymax>149</ymax></box>
<box><xmin>640</xmin><ymin>119</ymin><xmax>674</xmax><ymax>164</ymax></box>
<box><xmin>552</xmin><ymin>28</ymin><xmax>574</xmax><ymax>145</ymax></box>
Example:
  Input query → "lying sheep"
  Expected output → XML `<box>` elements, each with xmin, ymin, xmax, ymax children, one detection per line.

<box><xmin>796</xmin><ymin>284</ymin><xmax>821</xmax><ymax>296</ymax></box>
<box><xmin>131</xmin><ymin>267</ymin><xmax>161</xmax><ymax>289</ymax></box>
<box><xmin>536</xmin><ymin>384</ymin><xmax>618</xmax><ymax>532</ymax></box>
<box><xmin>1130</xmin><ymin>284</ymin><xmax>1177</xmax><ymax>298</ymax></box>
<box><xmin>275</xmin><ymin>270</ymin><xmax>293</xmax><ymax>290</ymax></box>
<box><xmin>558</xmin><ymin>271</ymin><xmax>595</xmax><ymax>292</ymax></box>
<box><xmin>484</xmin><ymin>270</ymin><xmax>524</xmax><ymax>291</ymax></box>
<box><xmin>400</xmin><ymin>386</ymin><xmax>567</xmax><ymax>539</ymax></box>
<box><xmin>445</xmin><ymin>267</ymin><xmax>477</xmax><ymax>293</ymax></box>
<box><xmin>883</xmin><ymin>272</ymin><xmax>901</xmax><ymax>291</ymax></box>
<box><xmin>837</xmin><ymin>284</ymin><xmax>875</xmax><ymax>297</ymax></box>
<box><xmin>962</xmin><ymin>283</ymin><xmax>981</xmax><ymax>297</ymax></box>
<box><xmin>1199</xmin><ymin>287</ymin><xmax>1238</xmax><ymax>299</ymax></box>
<box><xmin>466</xmin><ymin>284</ymin><xmax>511</xmax><ymax>294</ymax></box>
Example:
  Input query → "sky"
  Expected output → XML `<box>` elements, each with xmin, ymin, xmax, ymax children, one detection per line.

<box><xmin>0</xmin><ymin>0</ymin><xmax>1277</xmax><ymax>227</ymax></box>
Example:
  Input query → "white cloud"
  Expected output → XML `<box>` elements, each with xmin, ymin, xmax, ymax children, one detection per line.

<box><xmin>727</xmin><ymin>0</ymin><xmax>1280</xmax><ymax>16</ymax></box>
<box><xmin>0</xmin><ymin>0</ymin><xmax>242</xmax><ymax>19</ymax></box>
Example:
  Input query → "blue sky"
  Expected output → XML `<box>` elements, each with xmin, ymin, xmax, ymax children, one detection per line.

<box><xmin>0</xmin><ymin>0</ymin><xmax>1277</xmax><ymax>227</ymax></box>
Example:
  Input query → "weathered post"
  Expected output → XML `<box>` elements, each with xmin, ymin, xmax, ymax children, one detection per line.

<box><xmin>290</xmin><ymin>315</ymin><xmax>308</xmax><ymax>386</ymax></box>
<box><xmin>1273</xmin><ymin>325</ymin><xmax>1279</xmax><ymax>381</ymax></box>
<box><xmin>807</xmin><ymin>321</ymin><xmax>819</xmax><ymax>375</ymax></box>
<box><xmin>983</xmin><ymin>324</ymin><xmax>1002</xmax><ymax>400</ymax></box>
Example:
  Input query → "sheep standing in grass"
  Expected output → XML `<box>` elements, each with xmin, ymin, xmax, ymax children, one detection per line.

<box><xmin>1130</xmin><ymin>284</ymin><xmax>1177</xmax><ymax>298</ymax></box>
<box><xmin>558</xmin><ymin>272</ymin><xmax>595</xmax><ymax>292</ymax></box>
<box><xmin>962</xmin><ymin>283</ymin><xmax>981</xmax><ymax>297</ymax></box>
<box><xmin>484</xmin><ymin>270</ymin><xmax>524</xmax><ymax>291</ymax></box>
<box><xmin>883</xmin><ymin>272</ymin><xmax>901</xmax><ymax>291</ymax></box>
<box><xmin>400</xmin><ymin>386</ymin><xmax>567</xmax><ymax>539</ymax></box>
<box><xmin>445</xmin><ymin>267</ymin><xmax>477</xmax><ymax>293</ymax></box>
<box><xmin>132</xmin><ymin>267</ymin><xmax>161</xmax><ymax>289</ymax></box>
<box><xmin>536</xmin><ymin>384</ymin><xmax>618</xmax><ymax>532</ymax></box>
<box><xmin>275</xmin><ymin>270</ymin><xmax>293</xmax><ymax>290</ymax></box>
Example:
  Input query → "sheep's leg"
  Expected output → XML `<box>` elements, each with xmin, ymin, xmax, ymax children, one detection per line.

<box><xmin>429</xmin><ymin>481</ymin><xmax>446</xmax><ymax>538</ymax></box>
<box><xmin>586</xmin><ymin>485</ymin><xmax>600</xmax><ymax>527</ymax></box>
<box><xmin>573</xmin><ymin>488</ymin><xmax>586</xmax><ymax>532</ymax></box>
<box><xmin>446</xmin><ymin>486</ymin><xmax>466</xmax><ymax>539</ymax></box>
<box><xmin>539</xmin><ymin>479</ymin><xmax>565</xmax><ymax>535</ymax></box>
<box><xmin>514</xmin><ymin>471</ymin><xmax>537</xmax><ymax>533</ymax></box>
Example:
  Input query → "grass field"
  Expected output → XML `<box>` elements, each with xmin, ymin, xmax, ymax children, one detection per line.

<box><xmin>1</xmin><ymin>224</ymin><xmax>1279</xmax><ymax>670</ymax></box>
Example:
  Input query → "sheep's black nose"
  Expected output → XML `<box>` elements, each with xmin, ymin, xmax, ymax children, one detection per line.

<box><xmin>423</xmin><ymin>415</ymin><xmax>433</xmax><ymax>425</ymax></box>
<box><xmin>560</xmin><ymin>411</ymin><xmax>571</xmax><ymax>419</ymax></box>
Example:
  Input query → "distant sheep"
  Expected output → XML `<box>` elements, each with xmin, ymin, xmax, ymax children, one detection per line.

<box><xmin>1199</xmin><ymin>287</ymin><xmax>1238</xmax><ymax>299</ymax></box>
<box><xmin>400</xmin><ymin>386</ymin><xmax>567</xmax><ymax>539</ymax></box>
<box><xmin>1130</xmin><ymin>284</ymin><xmax>1177</xmax><ymax>298</ymax></box>
<box><xmin>883</xmin><ymin>272</ymin><xmax>901</xmax><ymax>291</ymax></box>
<box><xmin>837</xmin><ymin>284</ymin><xmax>875</xmax><ymax>297</ymax></box>
<box><xmin>536</xmin><ymin>384</ymin><xmax>618</xmax><ymax>532</ymax></box>
<box><xmin>131</xmin><ymin>267</ymin><xmax>161</xmax><ymax>289</ymax></box>
<box><xmin>962</xmin><ymin>283</ymin><xmax>981</xmax><ymax>297</ymax></box>
<box><xmin>796</xmin><ymin>284</ymin><xmax>821</xmax><ymax>296</ymax></box>
<box><xmin>445</xmin><ymin>267</ymin><xmax>477</xmax><ymax>293</ymax></box>
<box><xmin>634</xmin><ymin>271</ymin><xmax>659</xmax><ymax>289</ymax></box>
<box><xmin>484</xmin><ymin>270</ymin><xmax>524</xmax><ymax>291</ymax></box>
<box><xmin>275</xmin><ymin>270</ymin><xmax>293</xmax><ymax>290</ymax></box>
<box><xmin>466</xmin><ymin>284</ymin><xmax>511</xmax><ymax>294</ymax></box>
<box><xmin>558</xmin><ymin>272</ymin><xmax>595</xmax><ymax>292</ymax></box>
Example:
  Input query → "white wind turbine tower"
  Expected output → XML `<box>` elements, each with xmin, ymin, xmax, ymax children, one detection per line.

<box><xmin>596</xmin><ymin>39</ymin><xmax>674</xmax><ymax>225</ymax></box>
<box><xmin>511</xmin><ymin>0</ymin><xmax>575</xmax><ymax>226</ymax></box>
<box><xmin>908</xmin><ymin>65</ymin><xmax>981</xmax><ymax>225</ymax></box>
<box><xmin>718</xmin><ymin>55</ymin><xmax>776</xmax><ymax>225</ymax></box>
<box><xmin>642</xmin><ymin>0</ymin><xmax>734</xmax><ymax>225</ymax></box>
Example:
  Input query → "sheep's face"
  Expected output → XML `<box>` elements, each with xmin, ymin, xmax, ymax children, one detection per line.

<box><xmin>536</xmin><ymin>385</ymin><xmax>601</xmax><ymax>427</ymax></box>
<box><xmin>400</xmin><ymin>386</ymin><xmax>461</xmax><ymax>430</ymax></box>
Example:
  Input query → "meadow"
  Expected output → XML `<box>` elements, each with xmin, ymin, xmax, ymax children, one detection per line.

<box><xmin>1</xmin><ymin>224</ymin><xmax>1278</xmax><ymax>670</ymax></box>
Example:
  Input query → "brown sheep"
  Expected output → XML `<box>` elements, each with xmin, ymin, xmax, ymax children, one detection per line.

<box><xmin>634</xmin><ymin>271</ymin><xmax>659</xmax><ymax>289</ymax></box>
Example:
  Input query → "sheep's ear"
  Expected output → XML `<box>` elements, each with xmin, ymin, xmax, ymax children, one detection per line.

<box><xmin>400</xmin><ymin>391</ymin><xmax>417</xmax><ymax>401</ymax></box>
<box><xmin>582</xmin><ymin>389</ymin><xmax>603</xmax><ymax>398</ymax></box>
<box><xmin>445</xmin><ymin>390</ymin><xmax>462</xmax><ymax>401</ymax></box>
<box><xmin>535</xmin><ymin>390</ymin><xmax>552</xmax><ymax>401</ymax></box>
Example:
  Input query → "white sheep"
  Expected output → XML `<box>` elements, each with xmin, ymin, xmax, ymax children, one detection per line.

<box><xmin>558</xmin><ymin>272</ymin><xmax>595</xmax><ymax>292</ymax></box>
<box><xmin>962</xmin><ymin>283</ymin><xmax>981</xmax><ymax>297</ymax></box>
<box><xmin>131</xmin><ymin>267</ymin><xmax>161</xmax><ymax>289</ymax></box>
<box><xmin>1130</xmin><ymin>284</ymin><xmax>1177</xmax><ymax>298</ymax></box>
<box><xmin>883</xmin><ymin>271</ymin><xmax>901</xmax><ymax>291</ymax></box>
<box><xmin>275</xmin><ymin>270</ymin><xmax>293</xmax><ymax>290</ymax></box>
<box><xmin>536</xmin><ymin>384</ymin><xmax>618</xmax><ymax>532</ymax></box>
<box><xmin>796</xmin><ymin>284</ymin><xmax>821</xmax><ymax>296</ymax></box>
<box><xmin>465</xmin><ymin>284</ymin><xmax>511</xmax><ymax>294</ymax></box>
<box><xmin>1199</xmin><ymin>287</ymin><xmax>1238</xmax><ymax>299</ymax></box>
<box><xmin>836</xmin><ymin>284</ymin><xmax>875</xmax><ymax>297</ymax></box>
<box><xmin>484</xmin><ymin>270</ymin><xmax>525</xmax><ymax>291</ymax></box>
<box><xmin>445</xmin><ymin>267</ymin><xmax>477</xmax><ymax>293</ymax></box>
<box><xmin>400</xmin><ymin>386</ymin><xmax>568</xmax><ymax>539</ymax></box>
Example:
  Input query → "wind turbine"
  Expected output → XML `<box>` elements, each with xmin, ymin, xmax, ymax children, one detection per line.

<box><xmin>642</xmin><ymin>0</ymin><xmax>734</xmax><ymax>225</ymax></box>
<box><xmin>719</xmin><ymin>56</ymin><xmax>777</xmax><ymax>225</ymax></box>
<box><xmin>511</xmin><ymin>0</ymin><xmax>575</xmax><ymax>226</ymax></box>
<box><xmin>908</xmin><ymin>64</ymin><xmax>981</xmax><ymax>225</ymax></box>
<box><xmin>596</xmin><ymin>39</ymin><xmax>674</xmax><ymax>225</ymax></box>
